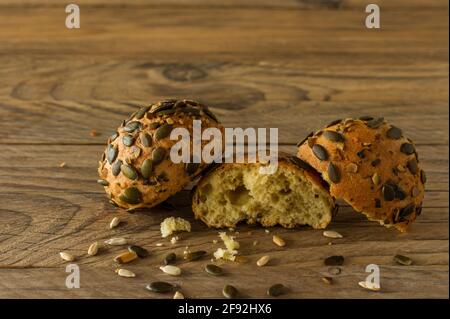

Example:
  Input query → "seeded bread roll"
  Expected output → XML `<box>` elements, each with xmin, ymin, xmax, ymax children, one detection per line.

<box><xmin>191</xmin><ymin>153</ymin><xmax>336</xmax><ymax>229</ymax></box>
<box><xmin>98</xmin><ymin>99</ymin><xmax>223</xmax><ymax>210</ymax></box>
<box><xmin>297</xmin><ymin>117</ymin><xmax>426</xmax><ymax>232</ymax></box>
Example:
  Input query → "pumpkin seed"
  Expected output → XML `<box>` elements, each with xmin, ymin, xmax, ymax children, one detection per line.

<box><xmin>135</xmin><ymin>106</ymin><xmax>151</xmax><ymax>119</ymax></box>
<box><xmin>155</xmin><ymin>124</ymin><xmax>173</xmax><ymax>140</ymax></box>
<box><xmin>371</xmin><ymin>173</ymin><xmax>380</xmax><ymax>185</ymax></box>
<box><xmin>140</xmin><ymin>132</ymin><xmax>152</xmax><ymax>148</ymax></box>
<box><xmin>146</xmin><ymin>281</ymin><xmax>174</xmax><ymax>293</ymax></box>
<box><xmin>152</xmin><ymin>147</ymin><xmax>166</xmax><ymax>165</ymax></box>
<box><xmin>416</xmin><ymin>205</ymin><xmax>423</xmax><ymax>216</ymax></box>
<box><xmin>109</xmin><ymin>217</ymin><xmax>121</xmax><ymax>229</ymax></box>
<box><xmin>182</xmin><ymin>107</ymin><xmax>201</xmax><ymax>116</ymax></box>
<box><xmin>359</xmin><ymin>115</ymin><xmax>373</xmax><ymax>121</ymax></box>
<box><xmin>116</xmin><ymin>268</ymin><xmax>136</xmax><ymax>278</ymax></box>
<box><xmin>127</xmin><ymin>245</ymin><xmax>149</xmax><ymax>258</ymax></box>
<box><xmin>395</xmin><ymin>187</ymin><xmax>406</xmax><ymax>200</ymax></box>
<box><xmin>97</xmin><ymin>179</ymin><xmax>109</xmax><ymax>186</ymax></box>
<box><xmin>323</xmin><ymin>130</ymin><xmax>345</xmax><ymax>143</ymax></box>
<box><xmin>156</xmin><ymin>108</ymin><xmax>176</xmax><ymax>116</ymax></box>
<box><xmin>110</xmin><ymin>132</ymin><xmax>119</xmax><ymax>142</ymax></box>
<box><xmin>87</xmin><ymin>242</ymin><xmax>99</xmax><ymax>256</ymax></box>
<box><xmin>122</xmin><ymin>134</ymin><xmax>135</xmax><ymax>147</ymax></box>
<box><xmin>382</xmin><ymin>183</ymin><xmax>396</xmax><ymax>201</ymax></box>
<box><xmin>323</xmin><ymin>231</ymin><xmax>343</xmax><ymax>239</ymax></box>
<box><xmin>399</xmin><ymin>204</ymin><xmax>415</xmax><ymax>220</ymax></box>
<box><xmin>104</xmin><ymin>237</ymin><xmax>128</xmax><ymax>246</ymax></box>
<box><xmin>328</xmin><ymin>267</ymin><xmax>341</xmax><ymax>275</ymax></box>
<box><xmin>411</xmin><ymin>186</ymin><xmax>420</xmax><ymax>197</ymax></box>
<box><xmin>159</xmin><ymin>265</ymin><xmax>181</xmax><ymax>276</ymax></box>
<box><xmin>148</xmin><ymin>122</ymin><xmax>160</xmax><ymax>129</ymax></box>
<box><xmin>184</xmin><ymin>250</ymin><xmax>207</xmax><ymax>261</ymax></box>
<box><xmin>312</xmin><ymin>144</ymin><xmax>328</xmax><ymax>161</ymax></box>
<box><xmin>205</xmin><ymin>264</ymin><xmax>223</xmax><ymax>276</ymax></box>
<box><xmin>59</xmin><ymin>252</ymin><xmax>75</xmax><ymax>262</ymax></box>
<box><xmin>129</xmin><ymin>146</ymin><xmax>141</xmax><ymax>160</ymax></box>
<box><xmin>121</xmin><ymin>163</ymin><xmax>138</xmax><ymax>180</ymax></box>
<box><xmin>407</xmin><ymin>159</ymin><xmax>418</xmax><ymax>174</ymax></box>
<box><xmin>174</xmin><ymin>101</ymin><xmax>187</xmax><ymax>108</ymax></box>
<box><xmin>140</xmin><ymin>159</ymin><xmax>153</xmax><ymax>179</ymax></box>
<box><xmin>326</xmin><ymin>119</ymin><xmax>342</xmax><ymax>127</ymax></box>
<box><xmin>112</xmin><ymin>160</ymin><xmax>122</xmax><ymax>176</ymax></box>
<box><xmin>119</xmin><ymin>187</ymin><xmax>141</xmax><ymax>205</ymax></box>
<box><xmin>327</xmin><ymin>163</ymin><xmax>340</xmax><ymax>183</ymax></box>
<box><xmin>114</xmin><ymin>251</ymin><xmax>138</xmax><ymax>264</ymax></box>
<box><xmin>185</xmin><ymin>162</ymin><xmax>200</xmax><ymax>175</ymax></box>
<box><xmin>272</xmin><ymin>235</ymin><xmax>286</xmax><ymax>247</ymax></box>
<box><xmin>324</xmin><ymin>255</ymin><xmax>344</xmax><ymax>266</ymax></box>
<box><xmin>267</xmin><ymin>283</ymin><xmax>286</xmax><ymax>297</ymax></box>
<box><xmin>222</xmin><ymin>285</ymin><xmax>238</xmax><ymax>299</ymax></box>
<box><xmin>400</xmin><ymin>143</ymin><xmax>415</xmax><ymax>155</ymax></box>
<box><xmin>386</xmin><ymin>126</ymin><xmax>402</xmax><ymax>139</ymax></box>
<box><xmin>366</xmin><ymin>117</ymin><xmax>384</xmax><ymax>128</ymax></box>
<box><xmin>151</xmin><ymin>102</ymin><xmax>174</xmax><ymax>114</ymax></box>
<box><xmin>322</xmin><ymin>277</ymin><xmax>333</xmax><ymax>285</ymax></box>
<box><xmin>359</xmin><ymin>281</ymin><xmax>380</xmax><ymax>291</ymax></box>
<box><xmin>394</xmin><ymin>254</ymin><xmax>412</xmax><ymax>266</ymax></box>
<box><xmin>107</xmin><ymin>144</ymin><xmax>118</xmax><ymax>164</ymax></box>
<box><xmin>173</xmin><ymin>291</ymin><xmax>185</xmax><ymax>299</ymax></box>
<box><xmin>256</xmin><ymin>255</ymin><xmax>270</xmax><ymax>267</ymax></box>
<box><xmin>124</xmin><ymin>121</ymin><xmax>141</xmax><ymax>133</ymax></box>
<box><xmin>420</xmin><ymin>170</ymin><xmax>427</xmax><ymax>184</ymax></box>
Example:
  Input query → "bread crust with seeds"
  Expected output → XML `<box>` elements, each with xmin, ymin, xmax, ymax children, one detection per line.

<box><xmin>192</xmin><ymin>152</ymin><xmax>335</xmax><ymax>229</ymax></box>
<box><xmin>297</xmin><ymin>117</ymin><xmax>426</xmax><ymax>232</ymax></box>
<box><xmin>98</xmin><ymin>99</ymin><xmax>223</xmax><ymax>210</ymax></box>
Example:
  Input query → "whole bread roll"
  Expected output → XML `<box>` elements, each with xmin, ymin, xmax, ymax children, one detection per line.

<box><xmin>192</xmin><ymin>152</ymin><xmax>336</xmax><ymax>229</ymax></box>
<box><xmin>97</xmin><ymin>99</ymin><xmax>223</xmax><ymax>210</ymax></box>
<box><xmin>297</xmin><ymin>117</ymin><xmax>426</xmax><ymax>232</ymax></box>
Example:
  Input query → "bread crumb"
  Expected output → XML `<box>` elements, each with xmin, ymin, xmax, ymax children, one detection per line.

<box><xmin>170</xmin><ymin>236</ymin><xmax>179</xmax><ymax>244</ymax></box>
<box><xmin>265</xmin><ymin>229</ymin><xmax>270</xmax><ymax>234</ymax></box>
<box><xmin>212</xmin><ymin>239</ymin><xmax>218</xmax><ymax>244</ymax></box>
<box><xmin>156</xmin><ymin>243</ymin><xmax>163</xmax><ymax>247</ymax></box>
<box><xmin>219</xmin><ymin>232</ymin><xmax>240</xmax><ymax>250</ymax></box>
<box><xmin>59</xmin><ymin>162</ymin><xmax>67</xmax><ymax>168</ymax></box>
<box><xmin>90</xmin><ymin>129</ymin><xmax>98</xmax><ymax>137</ymax></box>
<box><xmin>214</xmin><ymin>232</ymin><xmax>240</xmax><ymax>262</ymax></box>
<box><xmin>160</xmin><ymin>217</ymin><xmax>191</xmax><ymax>238</ymax></box>
<box><xmin>253</xmin><ymin>240</ymin><xmax>258</xmax><ymax>246</ymax></box>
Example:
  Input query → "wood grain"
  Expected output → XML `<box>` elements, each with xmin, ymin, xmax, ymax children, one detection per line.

<box><xmin>0</xmin><ymin>0</ymin><xmax>447</xmax><ymax>298</ymax></box>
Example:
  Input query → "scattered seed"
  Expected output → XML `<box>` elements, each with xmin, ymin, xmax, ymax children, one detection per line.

<box><xmin>119</xmin><ymin>187</ymin><xmax>141</xmax><ymax>205</ymax></box>
<box><xmin>87</xmin><ymin>242</ymin><xmax>99</xmax><ymax>256</ymax></box>
<box><xmin>346</xmin><ymin>163</ymin><xmax>358</xmax><ymax>173</ymax></box>
<box><xmin>164</xmin><ymin>253</ymin><xmax>177</xmax><ymax>265</ymax></box>
<box><xmin>205</xmin><ymin>264</ymin><xmax>223</xmax><ymax>276</ymax></box>
<box><xmin>109</xmin><ymin>217</ymin><xmax>121</xmax><ymax>229</ymax></box>
<box><xmin>327</xmin><ymin>163</ymin><xmax>341</xmax><ymax>183</ymax></box>
<box><xmin>97</xmin><ymin>179</ymin><xmax>109</xmax><ymax>186</ymax></box>
<box><xmin>160</xmin><ymin>265</ymin><xmax>181</xmax><ymax>276</ymax></box>
<box><xmin>394</xmin><ymin>254</ymin><xmax>412</xmax><ymax>266</ymax></box>
<box><xmin>407</xmin><ymin>159</ymin><xmax>419</xmax><ymax>174</ymax></box>
<box><xmin>146</xmin><ymin>281</ymin><xmax>174</xmax><ymax>293</ymax></box>
<box><xmin>152</xmin><ymin>147</ymin><xmax>166</xmax><ymax>165</ymax></box>
<box><xmin>267</xmin><ymin>284</ymin><xmax>286</xmax><ymax>297</ymax></box>
<box><xmin>323</xmin><ymin>130</ymin><xmax>345</xmax><ymax>143</ymax></box>
<box><xmin>116</xmin><ymin>268</ymin><xmax>136</xmax><ymax>278</ymax></box>
<box><xmin>322</xmin><ymin>277</ymin><xmax>333</xmax><ymax>284</ymax></box>
<box><xmin>156</xmin><ymin>243</ymin><xmax>163</xmax><ymax>247</ymax></box>
<box><xmin>257</xmin><ymin>255</ymin><xmax>271</xmax><ymax>267</ymax></box>
<box><xmin>328</xmin><ymin>267</ymin><xmax>341</xmax><ymax>275</ymax></box>
<box><xmin>358</xmin><ymin>281</ymin><xmax>380</xmax><ymax>291</ymax></box>
<box><xmin>104</xmin><ymin>237</ymin><xmax>128</xmax><ymax>246</ymax></box>
<box><xmin>382</xmin><ymin>183</ymin><xmax>396</xmax><ymax>201</ymax></box>
<box><xmin>173</xmin><ymin>291</ymin><xmax>185</xmax><ymax>299</ymax></box>
<box><xmin>323</xmin><ymin>230</ymin><xmax>343</xmax><ymax>239</ymax></box>
<box><xmin>386</xmin><ymin>126</ymin><xmax>402</xmax><ymax>139</ymax></box>
<box><xmin>366</xmin><ymin>117</ymin><xmax>384</xmax><ymax>129</ymax></box>
<box><xmin>400</xmin><ymin>143</ymin><xmax>415</xmax><ymax>155</ymax></box>
<box><xmin>312</xmin><ymin>144</ymin><xmax>328</xmax><ymax>161</ymax></box>
<box><xmin>59</xmin><ymin>252</ymin><xmax>75</xmax><ymax>262</ymax></box>
<box><xmin>324</xmin><ymin>255</ymin><xmax>344</xmax><ymax>266</ymax></box>
<box><xmin>371</xmin><ymin>173</ymin><xmax>380</xmax><ymax>185</ymax></box>
<box><xmin>223</xmin><ymin>285</ymin><xmax>238</xmax><ymax>299</ymax></box>
<box><xmin>114</xmin><ymin>251</ymin><xmax>138</xmax><ymax>264</ymax></box>
<box><xmin>184</xmin><ymin>250</ymin><xmax>207</xmax><ymax>261</ymax></box>
<box><xmin>272</xmin><ymin>235</ymin><xmax>286</xmax><ymax>247</ymax></box>
<box><xmin>128</xmin><ymin>245</ymin><xmax>149</xmax><ymax>258</ymax></box>
<box><xmin>264</xmin><ymin>229</ymin><xmax>270</xmax><ymax>234</ymax></box>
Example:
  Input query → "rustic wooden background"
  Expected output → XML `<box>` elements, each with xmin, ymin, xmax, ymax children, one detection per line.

<box><xmin>0</xmin><ymin>0</ymin><xmax>448</xmax><ymax>298</ymax></box>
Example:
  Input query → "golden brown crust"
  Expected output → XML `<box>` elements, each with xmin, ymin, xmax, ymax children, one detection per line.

<box><xmin>97</xmin><ymin>99</ymin><xmax>223</xmax><ymax>210</ymax></box>
<box><xmin>297</xmin><ymin>117</ymin><xmax>426</xmax><ymax>232</ymax></box>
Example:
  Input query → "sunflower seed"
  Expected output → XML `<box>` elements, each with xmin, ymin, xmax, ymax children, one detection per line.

<box><xmin>140</xmin><ymin>159</ymin><xmax>153</xmax><ymax>179</ymax></box>
<box><xmin>324</xmin><ymin>255</ymin><xmax>344</xmax><ymax>266</ymax></box>
<box><xmin>112</xmin><ymin>160</ymin><xmax>122</xmax><ymax>176</ymax></box>
<box><xmin>104</xmin><ymin>237</ymin><xmax>128</xmax><ymax>246</ymax></box>
<box><xmin>115</xmin><ymin>268</ymin><xmax>136</xmax><ymax>278</ymax></box>
<box><xmin>256</xmin><ymin>255</ymin><xmax>271</xmax><ymax>267</ymax></box>
<box><xmin>122</xmin><ymin>134</ymin><xmax>135</xmax><ymax>147</ymax></box>
<box><xmin>159</xmin><ymin>265</ymin><xmax>181</xmax><ymax>276</ymax></box>
<box><xmin>400</xmin><ymin>143</ymin><xmax>415</xmax><ymax>155</ymax></box>
<box><xmin>155</xmin><ymin>124</ymin><xmax>173</xmax><ymax>140</ymax></box>
<box><xmin>164</xmin><ymin>252</ymin><xmax>177</xmax><ymax>265</ymax></box>
<box><xmin>124</xmin><ymin>121</ymin><xmax>141</xmax><ymax>133</ymax></box>
<box><xmin>312</xmin><ymin>144</ymin><xmax>328</xmax><ymax>161</ymax></box>
<box><xmin>184</xmin><ymin>250</ymin><xmax>207</xmax><ymax>261</ymax></box>
<box><xmin>394</xmin><ymin>254</ymin><xmax>412</xmax><ymax>266</ymax></box>
<box><xmin>328</xmin><ymin>267</ymin><xmax>341</xmax><ymax>275</ymax></box>
<box><xmin>205</xmin><ymin>264</ymin><xmax>223</xmax><ymax>276</ymax></box>
<box><xmin>121</xmin><ymin>163</ymin><xmax>138</xmax><ymax>180</ymax></box>
<box><xmin>407</xmin><ymin>159</ymin><xmax>418</xmax><ymax>174</ymax></box>
<box><xmin>267</xmin><ymin>284</ymin><xmax>286</xmax><ymax>297</ymax></box>
<box><xmin>119</xmin><ymin>187</ymin><xmax>141</xmax><ymax>205</ymax></box>
<box><xmin>97</xmin><ymin>179</ymin><xmax>109</xmax><ymax>186</ymax></box>
<box><xmin>223</xmin><ymin>285</ymin><xmax>238</xmax><ymax>299</ymax></box>
<box><xmin>371</xmin><ymin>173</ymin><xmax>380</xmax><ymax>185</ymax></box>
<box><xmin>322</xmin><ymin>277</ymin><xmax>333</xmax><ymax>284</ymax></box>
<box><xmin>327</xmin><ymin>163</ymin><xmax>340</xmax><ymax>183</ymax></box>
<box><xmin>411</xmin><ymin>186</ymin><xmax>420</xmax><ymax>197</ymax></box>
<box><xmin>382</xmin><ymin>183</ymin><xmax>396</xmax><ymax>201</ymax></box>
<box><xmin>59</xmin><ymin>252</ymin><xmax>75</xmax><ymax>262</ymax></box>
<box><xmin>87</xmin><ymin>242</ymin><xmax>99</xmax><ymax>256</ymax></box>
<box><xmin>146</xmin><ymin>281</ymin><xmax>174</xmax><ymax>293</ymax></box>
<box><xmin>114</xmin><ymin>251</ymin><xmax>138</xmax><ymax>264</ymax></box>
<box><xmin>109</xmin><ymin>217</ymin><xmax>121</xmax><ymax>229</ymax></box>
<box><xmin>152</xmin><ymin>147</ymin><xmax>166</xmax><ymax>165</ymax></box>
<box><xmin>272</xmin><ymin>235</ymin><xmax>286</xmax><ymax>247</ymax></box>
<box><xmin>135</xmin><ymin>106</ymin><xmax>151</xmax><ymax>119</ymax></box>
<box><xmin>323</xmin><ymin>231</ymin><xmax>343</xmax><ymax>239</ymax></box>
<box><xmin>359</xmin><ymin>281</ymin><xmax>380</xmax><ymax>291</ymax></box>
<box><xmin>185</xmin><ymin>162</ymin><xmax>200</xmax><ymax>175</ymax></box>
<box><xmin>366</xmin><ymin>117</ymin><xmax>384</xmax><ymax>129</ymax></box>
<box><xmin>107</xmin><ymin>145</ymin><xmax>118</xmax><ymax>164</ymax></box>
<box><xmin>126</xmin><ymin>245</ymin><xmax>149</xmax><ymax>258</ymax></box>
<box><xmin>173</xmin><ymin>291</ymin><xmax>185</xmax><ymax>299</ymax></box>
<box><xmin>386</xmin><ymin>126</ymin><xmax>402</xmax><ymax>139</ymax></box>
<box><xmin>323</xmin><ymin>130</ymin><xmax>345</xmax><ymax>143</ymax></box>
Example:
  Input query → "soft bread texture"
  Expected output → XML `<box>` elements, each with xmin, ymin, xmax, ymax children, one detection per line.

<box><xmin>98</xmin><ymin>99</ymin><xmax>223</xmax><ymax>210</ymax></box>
<box><xmin>297</xmin><ymin>117</ymin><xmax>426</xmax><ymax>232</ymax></box>
<box><xmin>192</xmin><ymin>153</ymin><xmax>335</xmax><ymax>229</ymax></box>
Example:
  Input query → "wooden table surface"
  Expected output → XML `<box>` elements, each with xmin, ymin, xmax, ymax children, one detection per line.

<box><xmin>0</xmin><ymin>0</ymin><xmax>448</xmax><ymax>299</ymax></box>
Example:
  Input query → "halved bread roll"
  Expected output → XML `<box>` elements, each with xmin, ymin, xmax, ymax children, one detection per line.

<box><xmin>192</xmin><ymin>153</ymin><xmax>336</xmax><ymax>229</ymax></box>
